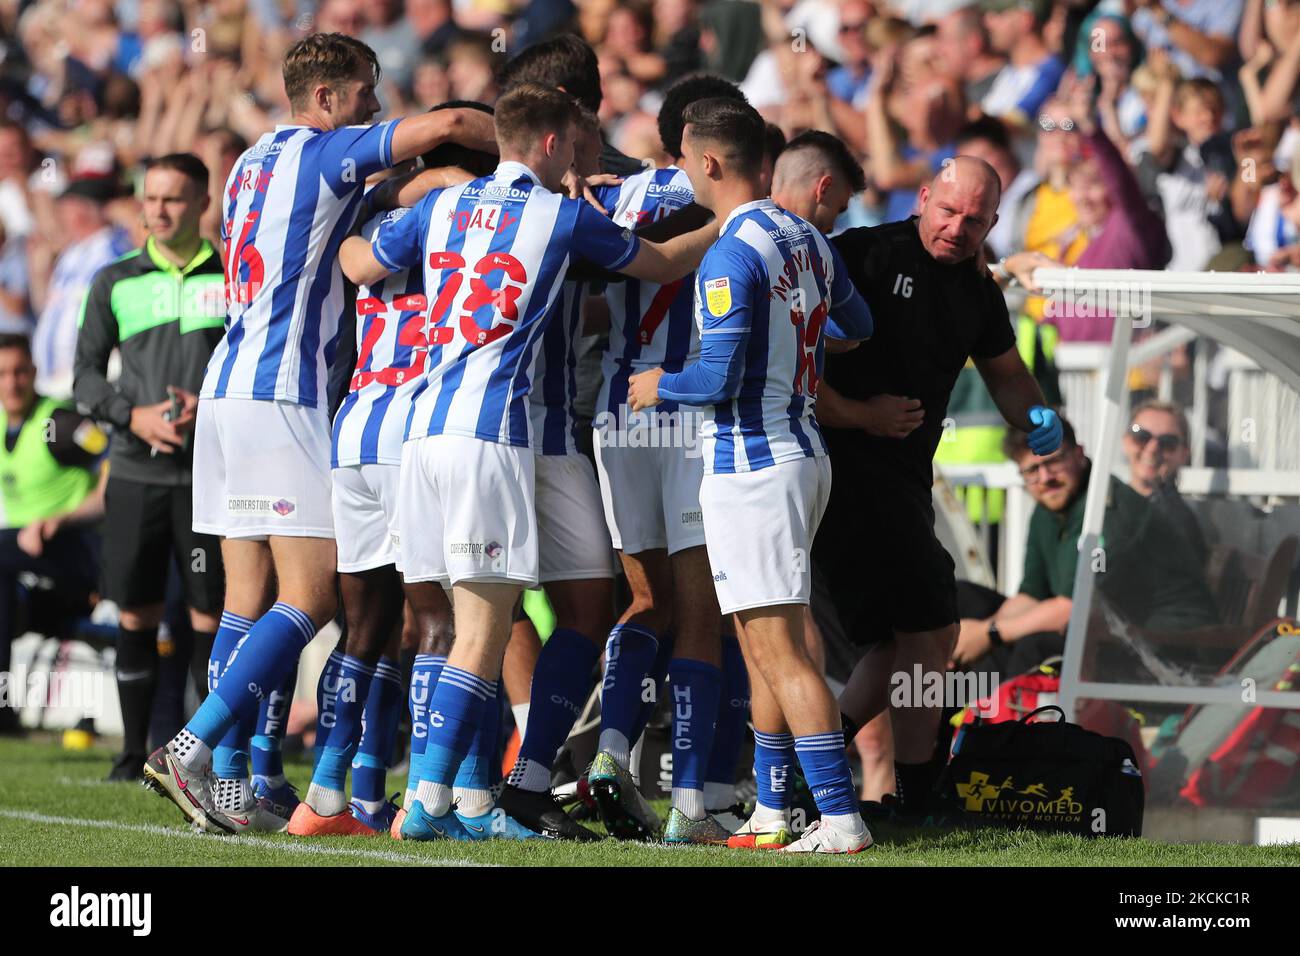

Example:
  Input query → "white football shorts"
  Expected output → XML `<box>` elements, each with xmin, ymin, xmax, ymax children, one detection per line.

<box><xmin>699</xmin><ymin>455</ymin><xmax>832</xmax><ymax>614</ymax></box>
<box><xmin>192</xmin><ymin>397</ymin><xmax>334</xmax><ymax>540</ymax></box>
<box><xmin>331</xmin><ymin>462</ymin><xmax>401</xmax><ymax>573</ymax></box>
<box><xmin>395</xmin><ymin>434</ymin><xmax>538</xmax><ymax>587</ymax></box>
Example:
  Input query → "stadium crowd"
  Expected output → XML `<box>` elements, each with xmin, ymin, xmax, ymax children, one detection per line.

<box><xmin>0</xmin><ymin>0</ymin><xmax>1294</xmax><ymax>851</ymax></box>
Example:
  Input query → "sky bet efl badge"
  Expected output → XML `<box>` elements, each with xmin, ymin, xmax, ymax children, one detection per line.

<box><xmin>705</xmin><ymin>277</ymin><xmax>731</xmax><ymax>317</ymax></box>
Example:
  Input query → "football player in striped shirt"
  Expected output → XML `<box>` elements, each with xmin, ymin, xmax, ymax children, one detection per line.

<box><xmin>291</xmin><ymin>104</ymin><xmax>501</xmax><ymax>839</ymax></box>
<box><xmin>144</xmin><ymin>33</ymin><xmax>498</xmax><ymax>834</ymax></box>
<box><xmin>495</xmin><ymin>108</ymin><xmax>617</xmax><ymax>841</ymax></box>
<box><xmin>583</xmin><ymin>74</ymin><xmax>755</xmax><ymax>844</ymax></box>
<box><xmin>627</xmin><ymin>99</ymin><xmax>876</xmax><ymax>854</ymax></box>
<box><xmin>338</xmin><ymin>83</ymin><xmax>719</xmax><ymax>841</ymax></box>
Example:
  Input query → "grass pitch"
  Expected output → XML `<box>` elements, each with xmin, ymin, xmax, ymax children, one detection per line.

<box><xmin>1</xmin><ymin>736</ymin><xmax>1296</xmax><ymax>867</ymax></box>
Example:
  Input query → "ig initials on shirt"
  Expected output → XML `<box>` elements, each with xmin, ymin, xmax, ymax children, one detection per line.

<box><xmin>892</xmin><ymin>274</ymin><xmax>913</xmax><ymax>298</ymax></box>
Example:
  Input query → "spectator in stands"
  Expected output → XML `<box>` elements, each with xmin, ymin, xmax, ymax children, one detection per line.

<box><xmin>1123</xmin><ymin>399</ymin><xmax>1210</xmax><ymax>564</ymax></box>
<box><xmin>980</xmin><ymin>0</ymin><xmax>1067</xmax><ymax>132</ymax></box>
<box><xmin>935</xmin><ymin>2</ymin><xmax>1006</xmax><ymax>118</ymax></box>
<box><xmin>1140</xmin><ymin>62</ymin><xmax>1241</xmax><ymax>269</ymax></box>
<box><xmin>954</xmin><ymin>414</ymin><xmax>1219</xmax><ymax>674</ymax></box>
<box><xmin>29</xmin><ymin>178</ymin><xmax>132</xmax><ymax>399</ymax></box>
<box><xmin>866</xmin><ymin>37</ymin><xmax>965</xmax><ymax>221</ymax></box>
<box><xmin>998</xmin><ymin>76</ymin><xmax>1173</xmax><ymax>339</ymax></box>
<box><xmin>1128</xmin><ymin>0</ymin><xmax>1243</xmax><ymax>89</ymax></box>
<box><xmin>1246</xmin><ymin>139</ymin><xmax>1300</xmax><ymax>268</ymax></box>
<box><xmin>0</xmin><ymin>333</ymin><xmax>107</xmax><ymax>731</ymax></box>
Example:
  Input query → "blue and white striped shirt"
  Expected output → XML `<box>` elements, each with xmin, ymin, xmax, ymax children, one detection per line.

<box><xmin>331</xmin><ymin>207</ymin><xmax>425</xmax><ymax>467</ymax></box>
<box><xmin>369</xmin><ymin>161</ymin><xmax>640</xmax><ymax>448</ymax></box>
<box><xmin>659</xmin><ymin>200</ymin><xmax>870</xmax><ymax>475</ymax></box>
<box><xmin>594</xmin><ymin>166</ymin><xmax>697</xmax><ymax>423</ymax></box>
<box><xmin>204</xmin><ymin>120</ymin><xmax>400</xmax><ymax>408</ymax></box>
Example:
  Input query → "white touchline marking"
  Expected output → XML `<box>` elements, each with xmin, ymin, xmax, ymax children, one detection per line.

<box><xmin>0</xmin><ymin>809</ymin><xmax>498</xmax><ymax>867</ymax></box>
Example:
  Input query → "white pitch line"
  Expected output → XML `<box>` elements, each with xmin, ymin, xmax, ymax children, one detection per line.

<box><xmin>0</xmin><ymin>809</ymin><xmax>498</xmax><ymax>867</ymax></box>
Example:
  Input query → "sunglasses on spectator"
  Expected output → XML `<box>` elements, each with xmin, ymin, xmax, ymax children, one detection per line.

<box><xmin>1128</xmin><ymin>426</ymin><xmax>1183</xmax><ymax>451</ymax></box>
<box><xmin>839</xmin><ymin>21</ymin><xmax>867</xmax><ymax>32</ymax></box>
<box><xmin>1019</xmin><ymin>451</ymin><xmax>1072</xmax><ymax>483</ymax></box>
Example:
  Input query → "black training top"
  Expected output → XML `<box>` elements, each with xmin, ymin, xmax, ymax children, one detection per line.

<box><xmin>826</xmin><ymin>218</ymin><xmax>1015</xmax><ymax>489</ymax></box>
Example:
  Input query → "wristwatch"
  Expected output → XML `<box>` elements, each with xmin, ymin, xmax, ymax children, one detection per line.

<box><xmin>988</xmin><ymin>620</ymin><xmax>1005</xmax><ymax>647</ymax></box>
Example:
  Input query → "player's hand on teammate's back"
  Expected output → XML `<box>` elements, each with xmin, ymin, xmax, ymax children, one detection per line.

<box><xmin>562</xmin><ymin>168</ymin><xmax>622</xmax><ymax>214</ymax></box>
<box><xmin>130</xmin><ymin>398</ymin><xmax>186</xmax><ymax>454</ymax></box>
<box><xmin>627</xmin><ymin>367</ymin><xmax>665</xmax><ymax>412</ymax></box>
<box><xmin>1027</xmin><ymin>405</ymin><xmax>1063</xmax><ymax>455</ymax></box>
<box><xmin>862</xmin><ymin>394</ymin><xmax>924</xmax><ymax>439</ymax></box>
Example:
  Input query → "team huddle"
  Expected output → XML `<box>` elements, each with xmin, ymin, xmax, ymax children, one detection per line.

<box><xmin>142</xmin><ymin>32</ymin><xmax>930</xmax><ymax>855</ymax></box>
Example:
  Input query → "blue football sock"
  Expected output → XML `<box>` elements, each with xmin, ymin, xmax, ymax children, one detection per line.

<box><xmin>189</xmin><ymin>603</ymin><xmax>315</xmax><ymax>749</ymax></box>
<box><xmin>794</xmin><ymin>732</ymin><xmax>858</xmax><ymax>818</ymax></box>
<box><xmin>597</xmin><ymin>623</ymin><xmax>659</xmax><ymax>766</ymax></box>
<box><xmin>704</xmin><ymin>634</ymin><xmax>750</xmax><ymax>805</ymax></box>
<box><xmin>252</xmin><ymin>663</ymin><xmax>297</xmax><ymax>781</ymax></box>
<box><xmin>353</xmin><ymin>657</ymin><xmax>404</xmax><ymax>806</ymax></box>
<box><xmin>512</xmin><ymin>627</ymin><xmax>599</xmax><ymax>787</ymax></box>
<box><xmin>405</xmin><ymin>654</ymin><xmax>445</xmax><ymax>798</ymax></box>
<box><xmin>312</xmin><ymin>649</ymin><xmax>346</xmax><ymax>769</ymax></box>
<box><xmin>630</xmin><ymin>628</ymin><xmax>675</xmax><ymax>744</ymax></box>
<box><xmin>310</xmin><ymin>655</ymin><xmax>375</xmax><ymax>796</ymax></box>
<box><xmin>415</xmin><ymin>665</ymin><xmax>492</xmax><ymax>817</ymax></box>
<box><xmin>208</xmin><ymin>612</ymin><xmax>253</xmax><ymax>780</ymax></box>
<box><xmin>453</xmin><ymin>678</ymin><xmax>500</xmax><ymax>815</ymax></box>
<box><xmin>668</xmin><ymin>657</ymin><xmax>721</xmax><ymax>819</ymax></box>
<box><xmin>753</xmin><ymin>730</ymin><xmax>794</xmax><ymax>812</ymax></box>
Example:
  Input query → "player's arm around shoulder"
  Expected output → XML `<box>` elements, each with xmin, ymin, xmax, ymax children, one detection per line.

<box><xmin>340</xmin><ymin>190</ymin><xmax>434</xmax><ymax>285</ymax></box>
<box><xmin>619</xmin><ymin>211</ymin><xmax>720</xmax><ymax>285</ymax></box>
<box><xmin>389</xmin><ymin>107</ymin><xmax>498</xmax><ymax>166</ymax></box>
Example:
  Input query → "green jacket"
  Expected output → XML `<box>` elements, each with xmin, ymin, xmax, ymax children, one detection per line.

<box><xmin>1021</xmin><ymin>466</ymin><xmax>1218</xmax><ymax>631</ymax></box>
<box><xmin>1</xmin><ymin>396</ymin><xmax>104</xmax><ymax>529</ymax></box>
<box><xmin>73</xmin><ymin>237</ymin><xmax>225</xmax><ymax>486</ymax></box>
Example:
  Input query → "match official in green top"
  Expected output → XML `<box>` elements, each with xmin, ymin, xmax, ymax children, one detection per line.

<box><xmin>74</xmin><ymin>154</ymin><xmax>227</xmax><ymax>780</ymax></box>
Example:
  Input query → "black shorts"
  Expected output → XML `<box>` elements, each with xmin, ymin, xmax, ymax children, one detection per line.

<box><xmin>101</xmin><ymin>478</ymin><xmax>225</xmax><ymax>614</ymax></box>
<box><xmin>811</xmin><ymin>469</ymin><xmax>957</xmax><ymax>647</ymax></box>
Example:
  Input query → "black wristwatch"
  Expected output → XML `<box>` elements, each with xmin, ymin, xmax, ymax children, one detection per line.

<box><xmin>988</xmin><ymin>620</ymin><xmax>1005</xmax><ymax>647</ymax></box>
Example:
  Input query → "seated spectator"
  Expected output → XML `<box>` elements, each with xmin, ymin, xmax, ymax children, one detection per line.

<box><xmin>953</xmin><ymin>414</ymin><xmax>1219</xmax><ymax>675</ymax></box>
<box><xmin>0</xmin><ymin>334</ymin><xmax>107</xmax><ymax>729</ymax></box>
<box><xmin>1123</xmin><ymin>399</ymin><xmax>1209</xmax><ymax>565</ymax></box>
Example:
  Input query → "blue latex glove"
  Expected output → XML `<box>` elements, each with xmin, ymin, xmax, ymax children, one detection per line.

<box><xmin>1028</xmin><ymin>405</ymin><xmax>1063</xmax><ymax>455</ymax></box>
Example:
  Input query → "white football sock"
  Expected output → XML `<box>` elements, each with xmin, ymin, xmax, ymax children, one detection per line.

<box><xmin>453</xmin><ymin>786</ymin><xmax>493</xmax><ymax>818</ymax></box>
<box><xmin>507</xmin><ymin>756</ymin><xmax>551</xmax><ymax>793</ymax></box>
<box><xmin>305</xmin><ymin>782</ymin><xmax>347</xmax><ymax>817</ymax></box>
<box><xmin>751</xmin><ymin>802</ymin><xmax>788</xmax><ymax>829</ymax></box>
<box><xmin>356</xmin><ymin>797</ymin><xmax>385</xmax><ymax>815</ymax></box>
<box><xmin>511</xmin><ymin>703</ymin><xmax>530</xmax><ymax>739</ymax></box>
<box><xmin>170</xmin><ymin>730</ymin><xmax>211</xmax><ymax>772</ymax></box>
<box><xmin>598</xmin><ymin>729</ymin><xmax>631</xmax><ymax>770</ymax></box>
<box><xmin>671</xmin><ymin>787</ymin><xmax>705</xmax><ymax>821</ymax></box>
<box><xmin>214</xmin><ymin>777</ymin><xmax>253</xmax><ymax>813</ymax></box>
<box><xmin>414</xmin><ymin>779</ymin><xmax>452</xmax><ymax>817</ymax></box>
<box><xmin>822</xmin><ymin>811</ymin><xmax>868</xmax><ymax>838</ymax></box>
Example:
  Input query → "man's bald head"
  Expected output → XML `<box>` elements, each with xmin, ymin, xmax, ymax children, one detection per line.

<box><xmin>915</xmin><ymin>156</ymin><xmax>1001</xmax><ymax>264</ymax></box>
